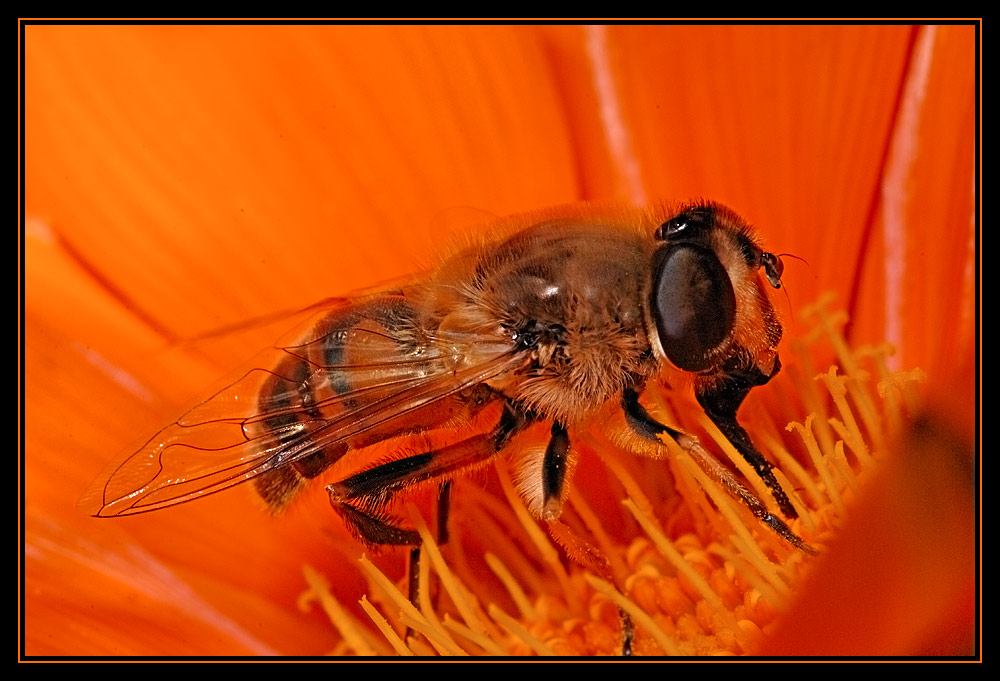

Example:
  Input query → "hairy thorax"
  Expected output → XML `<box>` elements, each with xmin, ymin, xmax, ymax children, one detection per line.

<box><xmin>427</xmin><ymin>221</ymin><xmax>659</xmax><ymax>424</ymax></box>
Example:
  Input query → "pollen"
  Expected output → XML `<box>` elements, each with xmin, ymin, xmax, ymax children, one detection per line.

<box><xmin>299</xmin><ymin>295</ymin><xmax>924</xmax><ymax>656</ymax></box>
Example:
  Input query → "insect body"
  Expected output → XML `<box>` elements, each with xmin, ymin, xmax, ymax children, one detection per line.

<box><xmin>81</xmin><ymin>201</ymin><xmax>810</xmax><ymax>553</ymax></box>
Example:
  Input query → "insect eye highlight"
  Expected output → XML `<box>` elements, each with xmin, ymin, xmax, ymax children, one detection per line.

<box><xmin>651</xmin><ymin>244</ymin><xmax>736</xmax><ymax>372</ymax></box>
<box><xmin>654</xmin><ymin>205</ymin><xmax>716</xmax><ymax>241</ymax></box>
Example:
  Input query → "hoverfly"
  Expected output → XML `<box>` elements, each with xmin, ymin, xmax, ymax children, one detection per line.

<box><xmin>81</xmin><ymin>201</ymin><xmax>813</xmax><ymax>562</ymax></box>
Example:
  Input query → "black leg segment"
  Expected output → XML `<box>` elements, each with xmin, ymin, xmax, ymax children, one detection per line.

<box><xmin>542</xmin><ymin>421</ymin><xmax>571</xmax><ymax>516</ymax></box>
<box><xmin>327</xmin><ymin>399</ymin><xmax>534</xmax><ymax>550</ymax></box>
<box><xmin>695</xmin><ymin>360</ymin><xmax>798</xmax><ymax>519</ymax></box>
<box><xmin>620</xmin><ymin>382</ymin><xmax>815</xmax><ymax>555</ymax></box>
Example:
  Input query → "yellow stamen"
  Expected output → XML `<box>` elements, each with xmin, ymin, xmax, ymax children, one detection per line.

<box><xmin>484</xmin><ymin>552</ymin><xmax>539</xmax><ymax>621</ymax></box>
<box><xmin>297</xmin><ymin>298</ymin><xmax>920</xmax><ymax>656</ymax></box>
<box><xmin>358</xmin><ymin>596</ymin><xmax>412</xmax><ymax>656</ymax></box>
<box><xmin>584</xmin><ymin>574</ymin><xmax>680</xmax><ymax>655</ymax></box>
<box><xmin>487</xmin><ymin>604</ymin><xmax>557</xmax><ymax>656</ymax></box>
<box><xmin>299</xmin><ymin>564</ymin><xmax>382</xmax><ymax>656</ymax></box>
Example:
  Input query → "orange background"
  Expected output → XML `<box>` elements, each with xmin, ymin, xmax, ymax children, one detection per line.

<box><xmin>23</xmin><ymin>23</ymin><xmax>978</xmax><ymax>656</ymax></box>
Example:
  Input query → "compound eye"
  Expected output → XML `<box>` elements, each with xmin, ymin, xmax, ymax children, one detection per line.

<box><xmin>651</xmin><ymin>245</ymin><xmax>736</xmax><ymax>372</ymax></box>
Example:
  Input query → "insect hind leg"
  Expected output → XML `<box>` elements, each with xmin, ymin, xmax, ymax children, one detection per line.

<box><xmin>406</xmin><ymin>480</ymin><xmax>451</xmax><ymax>615</ymax></box>
<box><xmin>327</xmin><ymin>400</ymin><xmax>532</xmax><ymax>549</ymax></box>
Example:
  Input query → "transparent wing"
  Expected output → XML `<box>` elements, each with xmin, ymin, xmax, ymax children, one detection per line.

<box><xmin>80</xmin><ymin>295</ymin><xmax>524</xmax><ymax>517</ymax></box>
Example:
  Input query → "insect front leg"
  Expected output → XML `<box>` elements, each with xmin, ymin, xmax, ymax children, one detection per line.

<box><xmin>327</xmin><ymin>399</ymin><xmax>534</xmax><ymax>548</ymax></box>
<box><xmin>620</xmin><ymin>385</ymin><xmax>816</xmax><ymax>555</ymax></box>
<box><xmin>694</xmin><ymin>359</ymin><xmax>797</xmax><ymax>518</ymax></box>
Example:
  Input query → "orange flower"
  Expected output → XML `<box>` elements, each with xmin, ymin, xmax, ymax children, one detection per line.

<box><xmin>23</xmin><ymin>23</ymin><xmax>977</xmax><ymax>657</ymax></box>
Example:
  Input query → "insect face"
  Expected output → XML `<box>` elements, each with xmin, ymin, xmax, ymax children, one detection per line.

<box><xmin>648</xmin><ymin>202</ymin><xmax>785</xmax><ymax>379</ymax></box>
